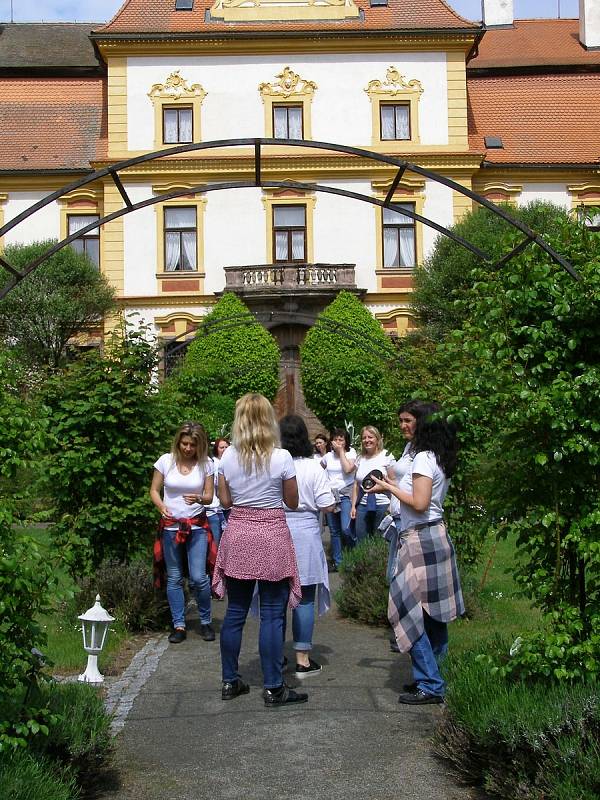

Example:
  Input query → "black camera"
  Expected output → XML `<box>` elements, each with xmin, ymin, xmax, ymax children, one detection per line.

<box><xmin>361</xmin><ymin>469</ymin><xmax>383</xmax><ymax>491</ymax></box>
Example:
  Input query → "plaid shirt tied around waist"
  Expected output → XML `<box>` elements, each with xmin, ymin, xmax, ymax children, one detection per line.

<box><xmin>153</xmin><ymin>512</ymin><xmax>217</xmax><ymax>590</ymax></box>
<box><xmin>388</xmin><ymin>520</ymin><xmax>464</xmax><ymax>653</ymax></box>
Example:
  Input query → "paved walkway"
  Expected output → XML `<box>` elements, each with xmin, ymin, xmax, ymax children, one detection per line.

<box><xmin>102</xmin><ymin>572</ymin><xmax>476</xmax><ymax>800</ymax></box>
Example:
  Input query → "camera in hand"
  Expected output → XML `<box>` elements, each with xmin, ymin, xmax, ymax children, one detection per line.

<box><xmin>361</xmin><ymin>469</ymin><xmax>383</xmax><ymax>491</ymax></box>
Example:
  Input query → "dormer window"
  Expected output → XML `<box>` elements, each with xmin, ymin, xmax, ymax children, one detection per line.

<box><xmin>175</xmin><ymin>0</ymin><xmax>194</xmax><ymax>9</ymax></box>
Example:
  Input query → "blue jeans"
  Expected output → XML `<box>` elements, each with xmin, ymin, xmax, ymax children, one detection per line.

<box><xmin>206</xmin><ymin>512</ymin><xmax>223</xmax><ymax>546</ymax></box>
<box><xmin>292</xmin><ymin>584</ymin><xmax>317</xmax><ymax>651</ymax></box>
<box><xmin>355</xmin><ymin>504</ymin><xmax>388</xmax><ymax>543</ymax></box>
<box><xmin>162</xmin><ymin>526</ymin><xmax>212</xmax><ymax>628</ymax></box>
<box><xmin>220</xmin><ymin>577</ymin><xmax>289</xmax><ymax>689</ymax></box>
<box><xmin>410</xmin><ymin>612</ymin><xmax>448</xmax><ymax>697</ymax></box>
<box><xmin>326</xmin><ymin>495</ymin><xmax>352</xmax><ymax>566</ymax></box>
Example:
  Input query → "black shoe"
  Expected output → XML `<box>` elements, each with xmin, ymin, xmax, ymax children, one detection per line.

<box><xmin>168</xmin><ymin>628</ymin><xmax>186</xmax><ymax>644</ymax></box>
<box><xmin>200</xmin><ymin>623</ymin><xmax>215</xmax><ymax>642</ymax></box>
<box><xmin>398</xmin><ymin>690</ymin><xmax>444</xmax><ymax>705</ymax></box>
<box><xmin>263</xmin><ymin>684</ymin><xmax>308</xmax><ymax>708</ymax></box>
<box><xmin>402</xmin><ymin>681</ymin><xmax>418</xmax><ymax>693</ymax></box>
<box><xmin>221</xmin><ymin>679</ymin><xmax>250</xmax><ymax>700</ymax></box>
<box><xmin>295</xmin><ymin>658</ymin><xmax>322</xmax><ymax>679</ymax></box>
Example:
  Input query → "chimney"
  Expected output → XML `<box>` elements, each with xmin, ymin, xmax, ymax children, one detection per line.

<box><xmin>580</xmin><ymin>0</ymin><xmax>600</xmax><ymax>49</ymax></box>
<box><xmin>481</xmin><ymin>0</ymin><xmax>513</xmax><ymax>28</ymax></box>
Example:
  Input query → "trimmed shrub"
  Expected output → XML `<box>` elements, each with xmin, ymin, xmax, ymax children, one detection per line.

<box><xmin>336</xmin><ymin>537</ymin><xmax>389</xmax><ymax>626</ymax></box>
<box><xmin>435</xmin><ymin>653</ymin><xmax>600</xmax><ymax>799</ymax></box>
<box><xmin>179</xmin><ymin>292</ymin><xmax>280</xmax><ymax>403</ymax></box>
<box><xmin>0</xmin><ymin>749</ymin><xmax>77</xmax><ymax>800</ymax></box>
<box><xmin>77</xmin><ymin>559</ymin><xmax>171</xmax><ymax>632</ymax></box>
<box><xmin>300</xmin><ymin>291</ymin><xmax>396</xmax><ymax>433</ymax></box>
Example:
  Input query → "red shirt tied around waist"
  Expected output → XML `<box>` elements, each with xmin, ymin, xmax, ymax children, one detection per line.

<box><xmin>214</xmin><ymin>393</ymin><xmax>309</xmax><ymax>708</ymax></box>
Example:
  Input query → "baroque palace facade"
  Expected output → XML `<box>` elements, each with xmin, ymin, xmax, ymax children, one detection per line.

<box><xmin>0</xmin><ymin>0</ymin><xmax>599</xmax><ymax>354</ymax></box>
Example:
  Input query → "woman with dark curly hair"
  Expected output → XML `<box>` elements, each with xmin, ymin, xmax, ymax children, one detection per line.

<box><xmin>367</xmin><ymin>402</ymin><xmax>464</xmax><ymax>706</ymax></box>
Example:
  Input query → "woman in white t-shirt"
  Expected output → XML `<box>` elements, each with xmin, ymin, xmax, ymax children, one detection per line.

<box><xmin>367</xmin><ymin>403</ymin><xmax>464</xmax><ymax>706</ymax></box>
<box><xmin>212</xmin><ymin>393</ymin><xmax>308</xmax><ymax>708</ymax></box>
<box><xmin>205</xmin><ymin>437</ymin><xmax>230</xmax><ymax>546</ymax></box>
<box><xmin>280</xmin><ymin>415</ymin><xmax>335</xmax><ymax>679</ymax></box>
<box><xmin>320</xmin><ymin>427</ymin><xmax>357</xmax><ymax>569</ymax></box>
<box><xmin>351</xmin><ymin>425</ymin><xmax>395</xmax><ymax>543</ymax></box>
<box><xmin>150</xmin><ymin>421</ymin><xmax>215</xmax><ymax>645</ymax></box>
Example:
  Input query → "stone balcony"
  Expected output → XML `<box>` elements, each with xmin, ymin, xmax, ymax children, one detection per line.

<box><xmin>223</xmin><ymin>262</ymin><xmax>357</xmax><ymax>295</ymax></box>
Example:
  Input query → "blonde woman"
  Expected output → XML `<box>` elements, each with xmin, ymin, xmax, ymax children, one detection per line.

<box><xmin>212</xmin><ymin>394</ymin><xmax>308</xmax><ymax>708</ymax></box>
<box><xmin>150</xmin><ymin>422</ymin><xmax>215</xmax><ymax>644</ymax></box>
<box><xmin>350</xmin><ymin>425</ymin><xmax>395</xmax><ymax>543</ymax></box>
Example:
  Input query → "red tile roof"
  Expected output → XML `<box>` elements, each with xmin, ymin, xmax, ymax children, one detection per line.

<box><xmin>0</xmin><ymin>78</ymin><xmax>106</xmax><ymax>171</ymax></box>
<box><xmin>467</xmin><ymin>73</ymin><xmax>600</xmax><ymax>164</ymax></box>
<box><xmin>96</xmin><ymin>0</ymin><xmax>478</xmax><ymax>34</ymax></box>
<box><xmin>470</xmin><ymin>19</ymin><xmax>600</xmax><ymax>70</ymax></box>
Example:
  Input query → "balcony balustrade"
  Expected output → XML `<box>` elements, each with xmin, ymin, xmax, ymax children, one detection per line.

<box><xmin>223</xmin><ymin>263</ymin><xmax>356</xmax><ymax>293</ymax></box>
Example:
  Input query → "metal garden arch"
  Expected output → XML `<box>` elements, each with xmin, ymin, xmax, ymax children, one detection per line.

<box><xmin>0</xmin><ymin>137</ymin><xmax>580</xmax><ymax>300</ymax></box>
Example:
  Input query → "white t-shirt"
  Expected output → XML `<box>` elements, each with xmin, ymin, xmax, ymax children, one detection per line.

<box><xmin>389</xmin><ymin>442</ymin><xmax>413</xmax><ymax>517</ymax></box>
<box><xmin>153</xmin><ymin>453</ymin><xmax>214</xmax><ymax>519</ymax></box>
<box><xmin>355</xmin><ymin>450</ymin><xmax>396</xmax><ymax>506</ymax></box>
<box><xmin>218</xmin><ymin>445</ymin><xmax>296</xmax><ymax>509</ymax></box>
<box><xmin>284</xmin><ymin>458</ymin><xmax>335</xmax><ymax>513</ymax></box>
<box><xmin>321</xmin><ymin>447</ymin><xmax>357</xmax><ymax>494</ymax></box>
<box><xmin>206</xmin><ymin>457</ymin><xmax>221</xmax><ymax>516</ymax></box>
<box><xmin>399</xmin><ymin>450</ymin><xmax>449</xmax><ymax>530</ymax></box>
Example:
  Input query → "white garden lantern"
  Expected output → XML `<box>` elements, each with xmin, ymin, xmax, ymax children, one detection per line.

<box><xmin>78</xmin><ymin>594</ymin><xmax>115</xmax><ymax>684</ymax></box>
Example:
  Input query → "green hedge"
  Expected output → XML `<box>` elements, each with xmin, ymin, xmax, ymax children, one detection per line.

<box><xmin>335</xmin><ymin>537</ymin><xmax>389</xmax><ymax>626</ymax></box>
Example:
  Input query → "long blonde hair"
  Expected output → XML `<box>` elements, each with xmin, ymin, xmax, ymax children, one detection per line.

<box><xmin>231</xmin><ymin>393</ymin><xmax>279</xmax><ymax>474</ymax></box>
<box><xmin>170</xmin><ymin>421</ymin><xmax>209</xmax><ymax>466</ymax></box>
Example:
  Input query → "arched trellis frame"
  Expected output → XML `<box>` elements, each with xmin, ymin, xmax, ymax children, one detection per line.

<box><xmin>0</xmin><ymin>137</ymin><xmax>579</xmax><ymax>299</ymax></box>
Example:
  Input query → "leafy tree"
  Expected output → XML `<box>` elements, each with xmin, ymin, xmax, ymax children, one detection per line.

<box><xmin>178</xmin><ymin>292</ymin><xmax>280</xmax><ymax>403</ymax></box>
<box><xmin>0</xmin><ymin>241</ymin><xmax>116</xmax><ymax>369</ymax></box>
<box><xmin>44</xmin><ymin>327</ymin><xmax>170</xmax><ymax>573</ymax></box>
<box><xmin>300</xmin><ymin>290</ymin><xmax>396</xmax><ymax>433</ymax></box>
<box><xmin>440</xmin><ymin>208</ymin><xmax>600</xmax><ymax>680</ymax></box>
<box><xmin>412</xmin><ymin>202</ymin><xmax>572</xmax><ymax>338</ymax></box>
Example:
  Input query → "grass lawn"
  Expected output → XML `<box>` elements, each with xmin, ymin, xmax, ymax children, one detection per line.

<box><xmin>452</xmin><ymin>532</ymin><xmax>541</xmax><ymax>655</ymax></box>
<box><xmin>25</xmin><ymin>526</ymin><xmax>128</xmax><ymax>674</ymax></box>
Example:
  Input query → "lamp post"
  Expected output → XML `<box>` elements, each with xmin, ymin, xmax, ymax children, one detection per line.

<box><xmin>78</xmin><ymin>595</ymin><xmax>114</xmax><ymax>684</ymax></box>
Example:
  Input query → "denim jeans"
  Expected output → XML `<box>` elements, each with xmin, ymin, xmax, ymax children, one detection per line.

<box><xmin>206</xmin><ymin>512</ymin><xmax>223</xmax><ymax>546</ymax></box>
<box><xmin>292</xmin><ymin>584</ymin><xmax>317</xmax><ymax>651</ymax></box>
<box><xmin>326</xmin><ymin>495</ymin><xmax>352</xmax><ymax>566</ymax></box>
<box><xmin>410</xmin><ymin>611</ymin><xmax>449</xmax><ymax>697</ymax></box>
<box><xmin>220</xmin><ymin>577</ymin><xmax>289</xmax><ymax>689</ymax></box>
<box><xmin>162</xmin><ymin>526</ymin><xmax>212</xmax><ymax>628</ymax></box>
<box><xmin>354</xmin><ymin>504</ymin><xmax>388</xmax><ymax>543</ymax></box>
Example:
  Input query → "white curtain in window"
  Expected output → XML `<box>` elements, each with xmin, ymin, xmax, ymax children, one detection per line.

<box><xmin>288</xmin><ymin>107</ymin><xmax>303</xmax><ymax>139</ymax></box>
<box><xmin>68</xmin><ymin>215</ymin><xmax>98</xmax><ymax>235</ymax></box>
<box><xmin>165</xmin><ymin>233</ymin><xmax>180</xmax><ymax>271</ymax></box>
<box><xmin>165</xmin><ymin>207</ymin><xmax>196</xmax><ymax>228</ymax></box>
<box><xmin>394</xmin><ymin>105</ymin><xmax>410</xmax><ymax>139</ymax></box>
<box><xmin>275</xmin><ymin>231</ymin><xmax>288</xmax><ymax>260</ymax></box>
<box><xmin>181</xmin><ymin>231</ymin><xmax>196</xmax><ymax>270</ymax></box>
<box><xmin>399</xmin><ymin>228</ymin><xmax>415</xmax><ymax>267</ymax></box>
<box><xmin>273</xmin><ymin>107</ymin><xmax>288</xmax><ymax>139</ymax></box>
<box><xmin>179</xmin><ymin>108</ymin><xmax>193</xmax><ymax>143</ymax></box>
<box><xmin>383</xmin><ymin>227</ymin><xmax>399</xmax><ymax>267</ymax></box>
<box><xmin>383</xmin><ymin>205</ymin><xmax>412</xmax><ymax>225</ymax></box>
<box><xmin>163</xmin><ymin>109</ymin><xmax>178</xmax><ymax>144</ymax></box>
<box><xmin>380</xmin><ymin>105</ymin><xmax>396</xmax><ymax>140</ymax></box>
<box><xmin>274</xmin><ymin>206</ymin><xmax>305</xmax><ymax>226</ymax></box>
<box><xmin>291</xmin><ymin>230</ymin><xmax>305</xmax><ymax>260</ymax></box>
